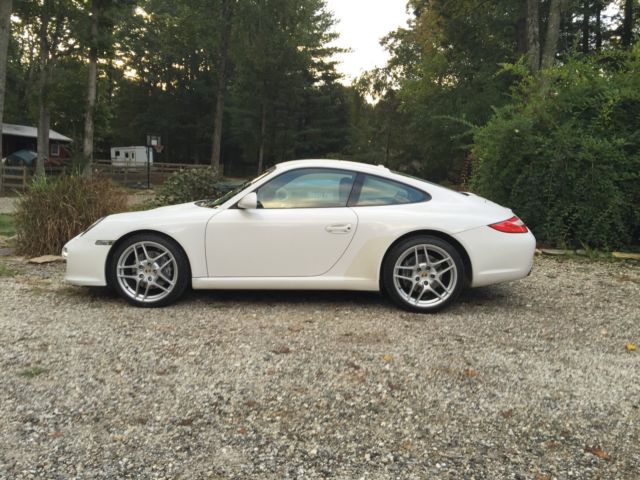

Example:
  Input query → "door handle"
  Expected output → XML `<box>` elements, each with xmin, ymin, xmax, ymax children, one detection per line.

<box><xmin>325</xmin><ymin>224</ymin><xmax>352</xmax><ymax>234</ymax></box>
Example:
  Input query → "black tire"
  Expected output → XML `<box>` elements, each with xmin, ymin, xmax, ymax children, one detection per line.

<box><xmin>107</xmin><ymin>233</ymin><xmax>190</xmax><ymax>308</ymax></box>
<box><xmin>382</xmin><ymin>235</ymin><xmax>465</xmax><ymax>313</ymax></box>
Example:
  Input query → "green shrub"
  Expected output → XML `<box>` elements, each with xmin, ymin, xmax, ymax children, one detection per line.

<box><xmin>471</xmin><ymin>48</ymin><xmax>640</xmax><ymax>249</ymax></box>
<box><xmin>15</xmin><ymin>175</ymin><xmax>127</xmax><ymax>256</ymax></box>
<box><xmin>152</xmin><ymin>167</ymin><xmax>222</xmax><ymax>207</ymax></box>
<box><xmin>0</xmin><ymin>214</ymin><xmax>15</xmax><ymax>237</ymax></box>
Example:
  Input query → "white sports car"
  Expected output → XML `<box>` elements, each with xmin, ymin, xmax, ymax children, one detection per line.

<box><xmin>63</xmin><ymin>159</ymin><xmax>535</xmax><ymax>312</ymax></box>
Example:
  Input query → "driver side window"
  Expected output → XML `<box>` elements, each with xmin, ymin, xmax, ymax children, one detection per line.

<box><xmin>256</xmin><ymin>168</ymin><xmax>356</xmax><ymax>209</ymax></box>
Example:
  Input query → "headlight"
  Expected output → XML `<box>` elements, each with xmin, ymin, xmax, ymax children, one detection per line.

<box><xmin>81</xmin><ymin>216</ymin><xmax>106</xmax><ymax>236</ymax></box>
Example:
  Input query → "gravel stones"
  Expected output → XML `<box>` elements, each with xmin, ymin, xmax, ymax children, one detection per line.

<box><xmin>0</xmin><ymin>256</ymin><xmax>638</xmax><ymax>478</ymax></box>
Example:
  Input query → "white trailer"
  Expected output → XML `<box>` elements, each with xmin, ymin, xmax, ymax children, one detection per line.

<box><xmin>110</xmin><ymin>146</ymin><xmax>153</xmax><ymax>167</ymax></box>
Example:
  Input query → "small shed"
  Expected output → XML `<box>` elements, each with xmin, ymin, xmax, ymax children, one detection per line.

<box><xmin>1</xmin><ymin>123</ymin><xmax>72</xmax><ymax>161</ymax></box>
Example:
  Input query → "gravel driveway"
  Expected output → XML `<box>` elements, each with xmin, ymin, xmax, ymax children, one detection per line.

<box><xmin>0</xmin><ymin>256</ymin><xmax>638</xmax><ymax>479</ymax></box>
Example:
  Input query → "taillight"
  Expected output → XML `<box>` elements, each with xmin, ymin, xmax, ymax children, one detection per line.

<box><xmin>489</xmin><ymin>216</ymin><xmax>528</xmax><ymax>234</ymax></box>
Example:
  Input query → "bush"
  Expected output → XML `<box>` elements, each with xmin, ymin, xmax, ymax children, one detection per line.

<box><xmin>152</xmin><ymin>167</ymin><xmax>222</xmax><ymax>207</ymax></box>
<box><xmin>15</xmin><ymin>175</ymin><xmax>127</xmax><ymax>256</ymax></box>
<box><xmin>471</xmin><ymin>48</ymin><xmax>640</xmax><ymax>249</ymax></box>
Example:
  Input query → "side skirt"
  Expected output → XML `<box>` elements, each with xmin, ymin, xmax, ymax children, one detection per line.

<box><xmin>192</xmin><ymin>276</ymin><xmax>378</xmax><ymax>291</ymax></box>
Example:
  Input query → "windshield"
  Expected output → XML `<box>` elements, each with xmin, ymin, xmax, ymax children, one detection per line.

<box><xmin>196</xmin><ymin>167</ymin><xmax>275</xmax><ymax>208</ymax></box>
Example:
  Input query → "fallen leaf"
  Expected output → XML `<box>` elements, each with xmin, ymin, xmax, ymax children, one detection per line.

<box><xmin>584</xmin><ymin>445</ymin><xmax>610</xmax><ymax>460</ymax></box>
<box><xmin>534</xmin><ymin>474</ymin><xmax>551</xmax><ymax>480</ymax></box>
<box><xmin>463</xmin><ymin>368</ymin><xmax>478</xmax><ymax>378</ymax></box>
<box><xmin>383</xmin><ymin>354</ymin><xmax>393</xmax><ymax>362</ymax></box>
<box><xmin>288</xmin><ymin>325</ymin><xmax>303</xmax><ymax>333</ymax></box>
<box><xmin>625</xmin><ymin>343</ymin><xmax>637</xmax><ymax>352</ymax></box>
<box><xmin>500</xmin><ymin>409</ymin><xmax>514</xmax><ymax>419</ymax></box>
<box><xmin>272</xmin><ymin>345</ymin><xmax>291</xmax><ymax>355</ymax></box>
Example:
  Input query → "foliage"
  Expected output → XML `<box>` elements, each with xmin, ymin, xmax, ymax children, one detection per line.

<box><xmin>472</xmin><ymin>48</ymin><xmax>640</xmax><ymax>249</ymax></box>
<box><xmin>152</xmin><ymin>167</ymin><xmax>222</xmax><ymax>206</ymax></box>
<box><xmin>0</xmin><ymin>214</ymin><xmax>15</xmax><ymax>237</ymax></box>
<box><xmin>17</xmin><ymin>366</ymin><xmax>48</xmax><ymax>378</ymax></box>
<box><xmin>14</xmin><ymin>175</ymin><xmax>127</xmax><ymax>256</ymax></box>
<box><xmin>0</xmin><ymin>263</ymin><xmax>17</xmax><ymax>277</ymax></box>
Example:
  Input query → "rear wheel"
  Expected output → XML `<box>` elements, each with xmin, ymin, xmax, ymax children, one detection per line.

<box><xmin>382</xmin><ymin>235</ymin><xmax>465</xmax><ymax>313</ymax></box>
<box><xmin>108</xmin><ymin>233</ymin><xmax>190</xmax><ymax>307</ymax></box>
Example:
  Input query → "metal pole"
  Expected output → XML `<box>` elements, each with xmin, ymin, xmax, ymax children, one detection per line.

<box><xmin>146</xmin><ymin>146</ymin><xmax>150</xmax><ymax>189</ymax></box>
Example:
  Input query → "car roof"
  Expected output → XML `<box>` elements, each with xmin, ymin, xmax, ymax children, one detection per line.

<box><xmin>275</xmin><ymin>159</ymin><xmax>393</xmax><ymax>176</ymax></box>
<box><xmin>273</xmin><ymin>158</ymin><xmax>471</xmax><ymax>203</ymax></box>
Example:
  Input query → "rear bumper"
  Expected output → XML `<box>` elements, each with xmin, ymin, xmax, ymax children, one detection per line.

<box><xmin>454</xmin><ymin>226</ymin><xmax>536</xmax><ymax>287</ymax></box>
<box><xmin>62</xmin><ymin>235</ymin><xmax>109</xmax><ymax>286</ymax></box>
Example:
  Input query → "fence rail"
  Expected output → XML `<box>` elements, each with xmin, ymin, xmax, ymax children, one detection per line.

<box><xmin>0</xmin><ymin>161</ymin><xmax>208</xmax><ymax>193</ymax></box>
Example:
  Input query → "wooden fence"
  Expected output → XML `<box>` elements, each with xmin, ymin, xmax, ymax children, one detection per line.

<box><xmin>0</xmin><ymin>164</ymin><xmax>69</xmax><ymax>194</ymax></box>
<box><xmin>0</xmin><ymin>160</ymin><xmax>208</xmax><ymax>193</ymax></box>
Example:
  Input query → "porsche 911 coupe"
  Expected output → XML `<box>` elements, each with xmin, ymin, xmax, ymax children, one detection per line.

<box><xmin>62</xmin><ymin>159</ymin><xmax>535</xmax><ymax>312</ymax></box>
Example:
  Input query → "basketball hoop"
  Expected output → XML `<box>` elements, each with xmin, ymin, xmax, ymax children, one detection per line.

<box><xmin>153</xmin><ymin>144</ymin><xmax>164</xmax><ymax>154</ymax></box>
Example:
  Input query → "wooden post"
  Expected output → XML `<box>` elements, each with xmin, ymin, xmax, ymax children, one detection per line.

<box><xmin>0</xmin><ymin>163</ymin><xmax>4</xmax><ymax>194</ymax></box>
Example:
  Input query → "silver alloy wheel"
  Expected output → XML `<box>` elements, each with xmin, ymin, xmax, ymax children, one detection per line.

<box><xmin>392</xmin><ymin>244</ymin><xmax>458</xmax><ymax>308</ymax></box>
<box><xmin>116</xmin><ymin>241</ymin><xmax>178</xmax><ymax>303</ymax></box>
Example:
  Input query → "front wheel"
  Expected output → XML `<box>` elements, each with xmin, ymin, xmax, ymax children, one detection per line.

<box><xmin>382</xmin><ymin>235</ymin><xmax>465</xmax><ymax>313</ymax></box>
<box><xmin>108</xmin><ymin>233</ymin><xmax>190</xmax><ymax>308</ymax></box>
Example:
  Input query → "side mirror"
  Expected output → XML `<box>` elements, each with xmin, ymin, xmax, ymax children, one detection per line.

<box><xmin>237</xmin><ymin>192</ymin><xmax>258</xmax><ymax>209</ymax></box>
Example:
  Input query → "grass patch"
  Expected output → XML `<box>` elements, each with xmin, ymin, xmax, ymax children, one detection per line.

<box><xmin>0</xmin><ymin>263</ymin><xmax>16</xmax><ymax>277</ymax></box>
<box><xmin>0</xmin><ymin>214</ymin><xmax>15</xmax><ymax>236</ymax></box>
<box><xmin>18</xmin><ymin>366</ymin><xmax>48</xmax><ymax>378</ymax></box>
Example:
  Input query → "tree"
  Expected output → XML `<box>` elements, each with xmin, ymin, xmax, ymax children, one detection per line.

<box><xmin>542</xmin><ymin>0</ymin><xmax>564</xmax><ymax>68</ymax></box>
<box><xmin>13</xmin><ymin>0</ymin><xmax>76</xmax><ymax>177</ymax></box>
<box><xmin>527</xmin><ymin>0</ymin><xmax>541</xmax><ymax>72</ymax></box>
<box><xmin>82</xmin><ymin>0</ymin><xmax>99</xmax><ymax>176</ymax></box>
<box><xmin>210</xmin><ymin>0</ymin><xmax>234</xmax><ymax>174</ymax></box>
<box><xmin>621</xmin><ymin>0</ymin><xmax>635</xmax><ymax>47</ymax></box>
<box><xmin>0</xmin><ymin>0</ymin><xmax>12</xmax><ymax>164</ymax></box>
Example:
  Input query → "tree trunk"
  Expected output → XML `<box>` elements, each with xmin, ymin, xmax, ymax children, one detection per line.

<box><xmin>210</xmin><ymin>0</ymin><xmax>233</xmax><ymax>175</ymax></box>
<box><xmin>82</xmin><ymin>2</ymin><xmax>99</xmax><ymax>177</ymax></box>
<box><xmin>581</xmin><ymin>1</ymin><xmax>590</xmax><ymax>54</ymax></box>
<box><xmin>526</xmin><ymin>0</ymin><xmax>540</xmax><ymax>73</ymax></box>
<box><xmin>541</xmin><ymin>0</ymin><xmax>563</xmax><ymax>69</ymax></box>
<box><xmin>622</xmin><ymin>0</ymin><xmax>634</xmax><ymax>47</ymax></box>
<box><xmin>36</xmin><ymin>6</ymin><xmax>50</xmax><ymax>178</ymax></box>
<box><xmin>36</xmin><ymin>103</ymin><xmax>49</xmax><ymax>178</ymax></box>
<box><xmin>257</xmin><ymin>100</ymin><xmax>266</xmax><ymax>175</ymax></box>
<box><xmin>594</xmin><ymin>1</ymin><xmax>602</xmax><ymax>51</ymax></box>
<box><xmin>516</xmin><ymin>1</ymin><xmax>528</xmax><ymax>57</ymax></box>
<box><xmin>0</xmin><ymin>0</ymin><xmax>12</xmax><ymax>164</ymax></box>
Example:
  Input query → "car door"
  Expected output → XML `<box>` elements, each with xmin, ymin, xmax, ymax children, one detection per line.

<box><xmin>206</xmin><ymin>168</ymin><xmax>358</xmax><ymax>277</ymax></box>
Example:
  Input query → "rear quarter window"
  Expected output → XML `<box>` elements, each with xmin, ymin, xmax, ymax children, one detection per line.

<box><xmin>349</xmin><ymin>174</ymin><xmax>430</xmax><ymax>207</ymax></box>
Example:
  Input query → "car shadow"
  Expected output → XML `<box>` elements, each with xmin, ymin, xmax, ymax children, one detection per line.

<box><xmin>183</xmin><ymin>285</ymin><xmax>508</xmax><ymax>310</ymax></box>
<box><xmin>184</xmin><ymin>288</ymin><xmax>389</xmax><ymax>308</ymax></box>
<box><xmin>76</xmin><ymin>284</ymin><xmax>509</xmax><ymax>311</ymax></box>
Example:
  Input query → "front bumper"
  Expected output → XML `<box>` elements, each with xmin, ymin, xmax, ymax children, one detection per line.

<box><xmin>62</xmin><ymin>235</ymin><xmax>111</xmax><ymax>286</ymax></box>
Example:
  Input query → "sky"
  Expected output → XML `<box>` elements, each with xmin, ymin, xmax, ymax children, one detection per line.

<box><xmin>324</xmin><ymin>0</ymin><xmax>411</xmax><ymax>83</ymax></box>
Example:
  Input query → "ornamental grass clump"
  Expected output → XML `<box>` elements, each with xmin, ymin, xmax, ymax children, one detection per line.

<box><xmin>15</xmin><ymin>175</ymin><xmax>127</xmax><ymax>257</ymax></box>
